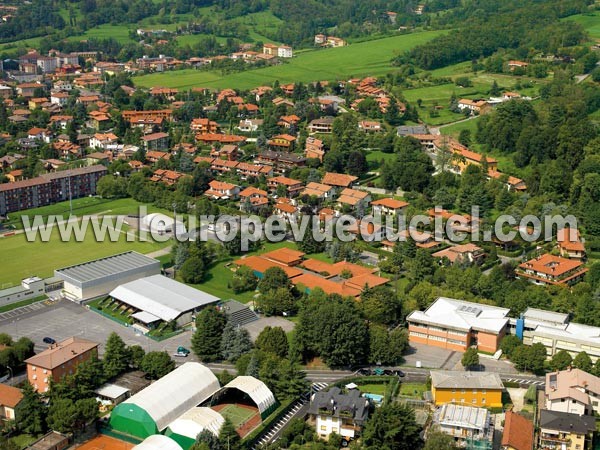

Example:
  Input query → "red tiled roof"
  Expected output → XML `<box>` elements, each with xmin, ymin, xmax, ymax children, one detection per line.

<box><xmin>501</xmin><ymin>411</ymin><xmax>533</xmax><ymax>450</ymax></box>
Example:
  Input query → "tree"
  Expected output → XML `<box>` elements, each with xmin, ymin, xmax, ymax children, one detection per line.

<box><xmin>195</xmin><ymin>430</ymin><xmax>220</xmax><ymax>450</ymax></box>
<box><xmin>73</xmin><ymin>356</ymin><xmax>105</xmax><ymax>398</ymax></box>
<box><xmin>230</xmin><ymin>265</ymin><xmax>258</xmax><ymax>294</ymax></box>
<box><xmin>274</xmin><ymin>359</ymin><xmax>310</xmax><ymax>400</ymax></box>
<box><xmin>461</xmin><ymin>347</ymin><xmax>479</xmax><ymax>369</ymax></box>
<box><xmin>257</xmin><ymin>287</ymin><xmax>297</xmax><ymax>316</ymax></box>
<box><xmin>550</xmin><ymin>350</ymin><xmax>573</xmax><ymax>372</ymax></box>
<box><xmin>362</xmin><ymin>403</ymin><xmax>422</xmax><ymax>450</ymax></box>
<box><xmin>511</xmin><ymin>343</ymin><xmax>546</xmax><ymax>374</ymax></box>
<box><xmin>128</xmin><ymin>345</ymin><xmax>146</xmax><ymax>370</ymax></box>
<box><xmin>0</xmin><ymin>436</ymin><xmax>18</xmax><ymax>450</ymax></box>
<box><xmin>0</xmin><ymin>333</ymin><xmax>13</xmax><ymax>346</ymax></box>
<box><xmin>218</xmin><ymin>418</ymin><xmax>241</xmax><ymax>450</ymax></box>
<box><xmin>13</xmin><ymin>337</ymin><xmax>34</xmax><ymax>362</ymax></box>
<box><xmin>220</xmin><ymin>322</ymin><xmax>253</xmax><ymax>362</ymax></box>
<box><xmin>15</xmin><ymin>383</ymin><xmax>46</xmax><ymax>435</ymax></box>
<box><xmin>256</xmin><ymin>326</ymin><xmax>289</xmax><ymax>358</ymax></box>
<box><xmin>573</xmin><ymin>351</ymin><xmax>593</xmax><ymax>373</ymax></box>
<box><xmin>258</xmin><ymin>267</ymin><xmax>290</xmax><ymax>294</ymax></box>
<box><xmin>180</xmin><ymin>256</ymin><xmax>206</xmax><ymax>284</ymax></box>
<box><xmin>140</xmin><ymin>351</ymin><xmax>175</xmax><ymax>379</ymax></box>
<box><xmin>424</xmin><ymin>426</ymin><xmax>459</xmax><ymax>450</ymax></box>
<box><xmin>192</xmin><ymin>307</ymin><xmax>227</xmax><ymax>362</ymax></box>
<box><xmin>500</xmin><ymin>335</ymin><xmax>521</xmax><ymax>359</ymax></box>
<box><xmin>103</xmin><ymin>332</ymin><xmax>129</xmax><ymax>379</ymax></box>
<box><xmin>360</xmin><ymin>286</ymin><xmax>402</xmax><ymax>325</ymax></box>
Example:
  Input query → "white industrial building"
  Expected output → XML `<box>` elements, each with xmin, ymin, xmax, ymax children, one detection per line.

<box><xmin>133</xmin><ymin>435</ymin><xmax>183</xmax><ymax>450</ymax></box>
<box><xmin>110</xmin><ymin>362</ymin><xmax>221</xmax><ymax>439</ymax></box>
<box><xmin>108</xmin><ymin>275</ymin><xmax>220</xmax><ymax>327</ymax></box>
<box><xmin>54</xmin><ymin>251</ymin><xmax>161</xmax><ymax>301</ymax></box>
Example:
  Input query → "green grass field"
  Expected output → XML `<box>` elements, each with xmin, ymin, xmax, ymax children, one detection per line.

<box><xmin>217</xmin><ymin>404</ymin><xmax>257</xmax><ymax>428</ymax></box>
<box><xmin>67</xmin><ymin>24</ymin><xmax>135</xmax><ymax>44</ymax></box>
<box><xmin>563</xmin><ymin>11</ymin><xmax>600</xmax><ymax>39</ymax></box>
<box><xmin>0</xmin><ymin>223</ymin><xmax>169</xmax><ymax>287</ymax></box>
<box><xmin>399</xmin><ymin>382</ymin><xmax>427</xmax><ymax>399</ymax></box>
<box><xmin>439</xmin><ymin>116</ymin><xmax>481</xmax><ymax>138</ymax></box>
<box><xmin>133</xmin><ymin>30</ymin><xmax>445</xmax><ymax>90</ymax></box>
<box><xmin>357</xmin><ymin>383</ymin><xmax>388</xmax><ymax>395</ymax></box>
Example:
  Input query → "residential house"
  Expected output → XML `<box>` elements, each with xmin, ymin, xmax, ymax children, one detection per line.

<box><xmin>556</xmin><ymin>227</ymin><xmax>586</xmax><ymax>260</ymax></box>
<box><xmin>142</xmin><ymin>132</ymin><xmax>169</xmax><ymax>151</ymax></box>
<box><xmin>50</xmin><ymin>91</ymin><xmax>69</xmax><ymax>106</ymax></box>
<box><xmin>337</xmin><ymin>188</ymin><xmax>371</xmax><ymax>211</ymax></box>
<box><xmin>25</xmin><ymin>337</ymin><xmax>99</xmax><ymax>392</ymax></box>
<box><xmin>457</xmin><ymin>99</ymin><xmax>490</xmax><ymax>114</ymax></box>
<box><xmin>308</xmin><ymin>117</ymin><xmax>335</xmax><ymax>133</ymax></box>
<box><xmin>539</xmin><ymin>409</ymin><xmax>595</xmax><ymax>450</ymax></box>
<box><xmin>16</xmin><ymin>83</ymin><xmax>41</xmax><ymax>98</ymax></box>
<box><xmin>90</xmin><ymin>133</ymin><xmax>118</xmax><ymax>149</ymax></box>
<box><xmin>358</xmin><ymin>120</ymin><xmax>383</xmax><ymax>132</ymax></box>
<box><xmin>268</xmin><ymin>176</ymin><xmax>304</xmax><ymax>197</ymax></box>
<box><xmin>6</xmin><ymin>170</ymin><xmax>24</xmax><ymax>183</ymax></box>
<box><xmin>278</xmin><ymin>46</ymin><xmax>293</xmax><ymax>58</ymax></box>
<box><xmin>407</xmin><ymin>297</ymin><xmax>510</xmax><ymax>353</ymax></box>
<box><xmin>190</xmin><ymin>118</ymin><xmax>219</xmax><ymax>133</ymax></box>
<box><xmin>487</xmin><ymin>170</ymin><xmax>527</xmax><ymax>192</ymax></box>
<box><xmin>274</xmin><ymin>198</ymin><xmax>299</xmax><ymax>221</ymax></box>
<box><xmin>300</xmin><ymin>182</ymin><xmax>335</xmax><ymax>201</ymax></box>
<box><xmin>430</xmin><ymin>371</ymin><xmax>504</xmax><ymax>408</ymax></box>
<box><xmin>49</xmin><ymin>115</ymin><xmax>73</xmax><ymax>129</ymax></box>
<box><xmin>305</xmin><ymin>137</ymin><xmax>325</xmax><ymax>161</ymax></box>
<box><xmin>278</xmin><ymin>115</ymin><xmax>301</xmax><ymax>129</ymax></box>
<box><xmin>86</xmin><ymin>152</ymin><xmax>111</xmax><ymax>165</ymax></box>
<box><xmin>27</xmin><ymin>128</ymin><xmax>50</xmax><ymax>144</ymax></box>
<box><xmin>145</xmin><ymin>151</ymin><xmax>170</xmax><ymax>164</ymax></box>
<box><xmin>210</xmin><ymin>159</ymin><xmax>238</xmax><ymax>175</ymax></box>
<box><xmin>237</xmin><ymin>118</ymin><xmax>263</xmax><ymax>133</ymax></box>
<box><xmin>236</xmin><ymin>162</ymin><xmax>273</xmax><ymax>179</ymax></box>
<box><xmin>322</xmin><ymin>172</ymin><xmax>358</xmax><ymax>189</ymax></box>
<box><xmin>88</xmin><ymin>110</ymin><xmax>111</xmax><ymax>130</ymax></box>
<box><xmin>517</xmin><ymin>254</ymin><xmax>588</xmax><ymax>286</ymax></box>
<box><xmin>0</xmin><ymin>384</ymin><xmax>22</xmax><ymax>420</ymax></box>
<box><xmin>545</xmin><ymin>368</ymin><xmax>600</xmax><ymax>416</ymax></box>
<box><xmin>307</xmin><ymin>387</ymin><xmax>369</xmax><ymax>443</ymax></box>
<box><xmin>210</xmin><ymin>144</ymin><xmax>238</xmax><ymax>161</ymax></box>
<box><xmin>508</xmin><ymin>60</ymin><xmax>529</xmax><ymax>71</ymax></box>
<box><xmin>196</xmin><ymin>133</ymin><xmax>246</xmax><ymax>146</ymax></box>
<box><xmin>53</xmin><ymin>141</ymin><xmax>82</xmax><ymax>159</ymax></box>
<box><xmin>77</xmin><ymin>95</ymin><xmax>100</xmax><ymax>107</ymax></box>
<box><xmin>501</xmin><ymin>411</ymin><xmax>534</xmax><ymax>450</ymax></box>
<box><xmin>432</xmin><ymin>243</ymin><xmax>486</xmax><ymax>265</ymax></box>
<box><xmin>150</xmin><ymin>169</ymin><xmax>186</xmax><ymax>186</ymax></box>
<box><xmin>239</xmin><ymin>187</ymin><xmax>269</xmax><ymax>211</ymax></box>
<box><xmin>268</xmin><ymin>134</ymin><xmax>296</xmax><ymax>150</ymax></box>
<box><xmin>262</xmin><ymin>44</ymin><xmax>279</xmax><ymax>56</ymax></box>
<box><xmin>371</xmin><ymin>198</ymin><xmax>408</xmax><ymax>216</ymax></box>
<box><xmin>432</xmin><ymin>404</ymin><xmax>493</xmax><ymax>448</ymax></box>
<box><xmin>257</xmin><ymin>151</ymin><xmax>306</xmax><ymax>174</ymax></box>
<box><xmin>204</xmin><ymin>180</ymin><xmax>240</xmax><ymax>200</ymax></box>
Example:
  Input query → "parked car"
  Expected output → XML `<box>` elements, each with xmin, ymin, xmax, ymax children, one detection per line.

<box><xmin>43</xmin><ymin>337</ymin><xmax>56</xmax><ymax>345</ymax></box>
<box><xmin>174</xmin><ymin>346</ymin><xmax>190</xmax><ymax>357</ymax></box>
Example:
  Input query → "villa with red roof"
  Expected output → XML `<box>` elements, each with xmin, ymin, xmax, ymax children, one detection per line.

<box><xmin>517</xmin><ymin>253</ymin><xmax>588</xmax><ymax>286</ymax></box>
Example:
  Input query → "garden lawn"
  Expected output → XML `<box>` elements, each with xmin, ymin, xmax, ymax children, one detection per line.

<box><xmin>134</xmin><ymin>30</ymin><xmax>446</xmax><ymax>90</ymax></box>
<box><xmin>399</xmin><ymin>382</ymin><xmax>427</xmax><ymax>398</ymax></box>
<box><xmin>563</xmin><ymin>12</ymin><xmax>600</xmax><ymax>39</ymax></box>
<box><xmin>357</xmin><ymin>383</ymin><xmax>388</xmax><ymax>395</ymax></box>
<box><xmin>439</xmin><ymin>116</ymin><xmax>481</xmax><ymax>138</ymax></box>
<box><xmin>0</xmin><ymin>225</ymin><xmax>169</xmax><ymax>287</ymax></box>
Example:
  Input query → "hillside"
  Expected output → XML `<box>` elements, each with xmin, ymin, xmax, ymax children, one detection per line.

<box><xmin>133</xmin><ymin>30</ymin><xmax>445</xmax><ymax>90</ymax></box>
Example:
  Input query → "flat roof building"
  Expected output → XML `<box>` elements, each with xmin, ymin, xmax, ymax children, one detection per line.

<box><xmin>430</xmin><ymin>371</ymin><xmax>504</xmax><ymax>408</ymax></box>
<box><xmin>407</xmin><ymin>297</ymin><xmax>510</xmax><ymax>353</ymax></box>
<box><xmin>55</xmin><ymin>251</ymin><xmax>161</xmax><ymax>301</ymax></box>
<box><xmin>432</xmin><ymin>404</ymin><xmax>492</xmax><ymax>449</ymax></box>
<box><xmin>108</xmin><ymin>275</ymin><xmax>219</xmax><ymax>327</ymax></box>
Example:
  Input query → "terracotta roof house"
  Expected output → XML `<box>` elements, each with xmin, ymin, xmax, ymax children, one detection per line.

<box><xmin>150</xmin><ymin>169</ymin><xmax>185</xmax><ymax>186</ymax></box>
<box><xmin>268</xmin><ymin>134</ymin><xmax>296</xmax><ymax>150</ymax></box>
<box><xmin>545</xmin><ymin>368</ymin><xmax>600</xmax><ymax>416</ymax></box>
<box><xmin>371</xmin><ymin>197</ymin><xmax>409</xmax><ymax>215</ymax></box>
<box><xmin>432</xmin><ymin>243</ymin><xmax>485</xmax><ymax>265</ymax></box>
<box><xmin>267</xmin><ymin>176</ymin><xmax>304</xmax><ymax>197</ymax></box>
<box><xmin>501</xmin><ymin>411</ymin><xmax>534</xmax><ymax>450</ymax></box>
<box><xmin>517</xmin><ymin>253</ymin><xmax>588</xmax><ymax>286</ymax></box>
<box><xmin>321</xmin><ymin>172</ymin><xmax>358</xmax><ymax>188</ymax></box>
<box><xmin>305</xmin><ymin>137</ymin><xmax>325</xmax><ymax>161</ymax></box>
<box><xmin>0</xmin><ymin>384</ymin><xmax>23</xmax><ymax>420</ymax></box>
<box><xmin>300</xmin><ymin>182</ymin><xmax>334</xmax><ymax>200</ymax></box>
<box><xmin>556</xmin><ymin>227</ymin><xmax>586</xmax><ymax>260</ymax></box>
<box><xmin>337</xmin><ymin>188</ymin><xmax>371</xmax><ymax>209</ymax></box>
<box><xmin>261</xmin><ymin>248</ymin><xmax>305</xmax><ymax>266</ymax></box>
<box><xmin>204</xmin><ymin>180</ymin><xmax>240</xmax><ymax>200</ymax></box>
<box><xmin>25</xmin><ymin>337</ymin><xmax>99</xmax><ymax>392</ymax></box>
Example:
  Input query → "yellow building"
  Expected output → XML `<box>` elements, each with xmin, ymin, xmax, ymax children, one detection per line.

<box><xmin>430</xmin><ymin>371</ymin><xmax>503</xmax><ymax>408</ymax></box>
<box><xmin>539</xmin><ymin>409</ymin><xmax>595</xmax><ymax>450</ymax></box>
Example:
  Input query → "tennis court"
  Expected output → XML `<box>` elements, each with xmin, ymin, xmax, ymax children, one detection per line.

<box><xmin>212</xmin><ymin>403</ymin><xmax>257</xmax><ymax>428</ymax></box>
<box><xmin>74</xmin><ymin>435</ymin><xmax>135</xmax><ymax>450</ymax></box>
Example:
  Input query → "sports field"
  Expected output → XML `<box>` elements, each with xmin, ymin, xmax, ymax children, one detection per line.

<box><xmin>133</xmin><ymin>30</ymin><xmax>445</xmax><ymax>90</ymax></box>
<box><xmin>0</xmin><ymin>223</ymin><xmax>169</xmax><ymax>287</ymax></box>
<box><xmin>213</xmin><ymin>404</ymin><xmax>257</xmax><ymax>428</ymax></box>
<box><xmin>74</xmin><ymin>435</ymin><xmax>135</xmax><ymax>450</ymax></box>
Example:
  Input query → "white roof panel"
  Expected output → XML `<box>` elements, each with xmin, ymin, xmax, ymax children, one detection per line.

<box><xmin>122</xmin><ymin>362</ymin><xmax>220</xmax><ymax>432</ymax></box>
<box><xmin>167</xmin><ymin>407</ymin><xmax>225</xmax><ymax>438</ymax></box>
<box><xmin>133</xmin><ymin>435</ymin><xmax>183</xmax><ymax>450</ymax></box>
<box><xmin>95</xmin><ymin>383</ymin><xmax>130</xmax><ymax>399</ymax></box>
<box><xmin>220</xmin><ymin>376</ymin><xmax>276</xmax><ymax>414</ymax></box>
<box><xmin>109</xmin><ymin>275</ymin><xmax>219</xmax><ymax>322</ymax></box>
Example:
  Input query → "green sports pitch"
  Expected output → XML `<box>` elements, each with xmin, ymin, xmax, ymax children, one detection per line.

<box><xmin>217</xmin><ymin>404</ymin><xmax>257</xmax><ymax>428</ymax></box>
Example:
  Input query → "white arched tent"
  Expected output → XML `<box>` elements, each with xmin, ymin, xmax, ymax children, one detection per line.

<box><xmin>133</xmin><ymin>435</ymin><xmax>183</xmax><ymax>450</ymax></box>
<box><xmin>214</xmin><ymin>376</ymin><xmax>277</xmax><ymax>419</ymax></box>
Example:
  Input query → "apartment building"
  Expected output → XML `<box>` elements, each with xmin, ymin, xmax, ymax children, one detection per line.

<box><xmin>539</xmin><ymin>410</ymin><xmax>595</xmax><ymax>450</ymax></box>
<box><xmin>517</xmin><ymin>254</ymin><xmax>588</xmax><ymax>286</ymax></box>
<box><xmin>25</xmin><ymin>337</ymin><xmax>99</xmax><ymax>392</ymax></box>
<box><xmin>545</xmin><ymin>368</ymin><xmax>600</xmax><ymax>416</ymax></box>
<box><xmin>0</xmin><ymin>165</ymin><xmax>107</xmax><ymax>216</ymax></box>
<box><xmin>430</xmin><ymin>371</ymin><xmax>504</xmax><ymax>408</ymax></box>
<box><xmin>407</xmin><ymin>297</ymin><xmax>510</xmax><ymax>353</ymax></box>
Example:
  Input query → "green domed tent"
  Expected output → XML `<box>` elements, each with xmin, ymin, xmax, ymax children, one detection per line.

<box><xmin>110</xmin><ymin>403</ymin><xmax>158</xmax><ymax>438</ymax></box>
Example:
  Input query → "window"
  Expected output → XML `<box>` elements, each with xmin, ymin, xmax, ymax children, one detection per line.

<box><xmin>31</xmin><ymin>366</ymin><xmax>36</xmax><ymax>371</ymax></box>
<box><xmin>32</xmin><ymin>375</ymin><xmax>37</xmax><ymax>380</ymax></box>
<box><xmin>460</xmin><ymin>399</ymin><xmax>465</xmax><ymax>404</ymax></box>
<box><xmin>461</xmin><ymin>389</ymin><xmax>466</xmax><ymax>394</ymax></box>
<box><xmin>452</xmin><ymin>389</ymin><xmax>456</xmax><ymax>393</ymax></box>
<box><xmin>481</xmin><ymin>390</ymin><xmax>486</xmax><ymax>394</ymax></box>
<box><xmin>481</xmin><ymin>399</ymin><xmax>486</xmax><ymax>404</ymax></box>
<box><xmin>320</xmin><ymin>426</ymin><xmax>327</xmax><ymax>431</ymax></box>
<box><xmin>43</xmin><ymin>369</ymin><xmax>47</xmax><ymax>374</ymax></box>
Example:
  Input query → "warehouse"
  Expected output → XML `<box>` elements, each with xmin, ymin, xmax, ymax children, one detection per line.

<box><xmin>133</xmin><ymin>435</ymin><xmax>183</xmax><ymax>450</ymax></box>
<box><xmin>165</xmin><ymin>407</ymin><xmax>225</xmax><ymax>449</ymax></box>
<box><xmin>54</xmin><ymin>251</ymin><xmax>161</xmax><ymax>301</ymax></box>
<box><xmin>110</xmin><ymin>363</ymin><xmax>220</xmax><ymax>439</ymax></box>
<box><xmin>108</xmin><ymin>275</ymin><xmax>220</xmax><ymax>328</ymax></box>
